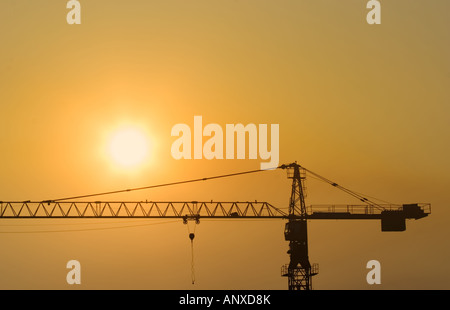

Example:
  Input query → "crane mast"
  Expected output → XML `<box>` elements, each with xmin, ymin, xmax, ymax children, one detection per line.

<box><xmin>280</xmin><ymin>162</ymin><xmax>318</xmax><ymax>290</ymax></box>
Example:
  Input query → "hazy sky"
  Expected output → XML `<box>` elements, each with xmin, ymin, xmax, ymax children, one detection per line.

<box><xmin>0</xmin><ymin>0</ymin><xmax>449</xmax><ymax>289</ymax></box>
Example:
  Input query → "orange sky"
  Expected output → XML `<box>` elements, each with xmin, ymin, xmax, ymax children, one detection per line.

<box><xmin>0</xmin><ymin>0</ymin><xmax>449</xmax><ymax>289</ymax></box>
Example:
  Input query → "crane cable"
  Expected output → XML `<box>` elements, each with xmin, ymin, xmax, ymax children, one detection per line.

<box><xmin>0</xmin><ymin>220</ymin><xmax>179</xmax><ymax>234</ymax></box>
<box><xmin>48</xmin><ymin>168</ymin><xmax>271</xmax><ymax>202</ymax></box>
<box><xmin>301</xmin><ymin>166</ymin><xmax>389</xmax><ymax>210</ymax></box>
<box><xmin>186</xmin><ymin>220</ymin><xmax>197</xmax><ymax>285</ymax></box>
<box><xmin>39</xmin><ymin>164</ymin><xmax>388</xmax><ymax>212</ymax></box>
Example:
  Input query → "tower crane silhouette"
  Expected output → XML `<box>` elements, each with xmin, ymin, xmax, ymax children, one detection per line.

<box><xmin>0</xmin><ymin>162</ymin><xmax>431</xmax><ymax>290</ymax></box>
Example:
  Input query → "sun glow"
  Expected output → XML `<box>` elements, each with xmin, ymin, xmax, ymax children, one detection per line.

<box><xmin>108</xmin><ymin>126</ymin><xmax>150</xmax><ymax>168</ymax></box>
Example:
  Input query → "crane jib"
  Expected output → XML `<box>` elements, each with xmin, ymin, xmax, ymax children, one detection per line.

<box><xmin>0</xmin><ymin>201</ymin><xmax>430</xmax><ymax>226</ymax></box>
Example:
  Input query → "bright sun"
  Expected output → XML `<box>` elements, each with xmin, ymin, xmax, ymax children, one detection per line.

<box><xmin>108</xmin><ymin>127</ymin><xmax>150</xmax><ymax>168</ymax></box>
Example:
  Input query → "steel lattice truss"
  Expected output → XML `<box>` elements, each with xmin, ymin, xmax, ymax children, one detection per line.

<box><xmin>0</xmin><ymin>201</ymin><xmax>431</xmax><ymax>220</ymax></box>
<box><xmin>0</xmin><ymin>201</ymin><xmax>287</xmax><ymax>219</ymax></box>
